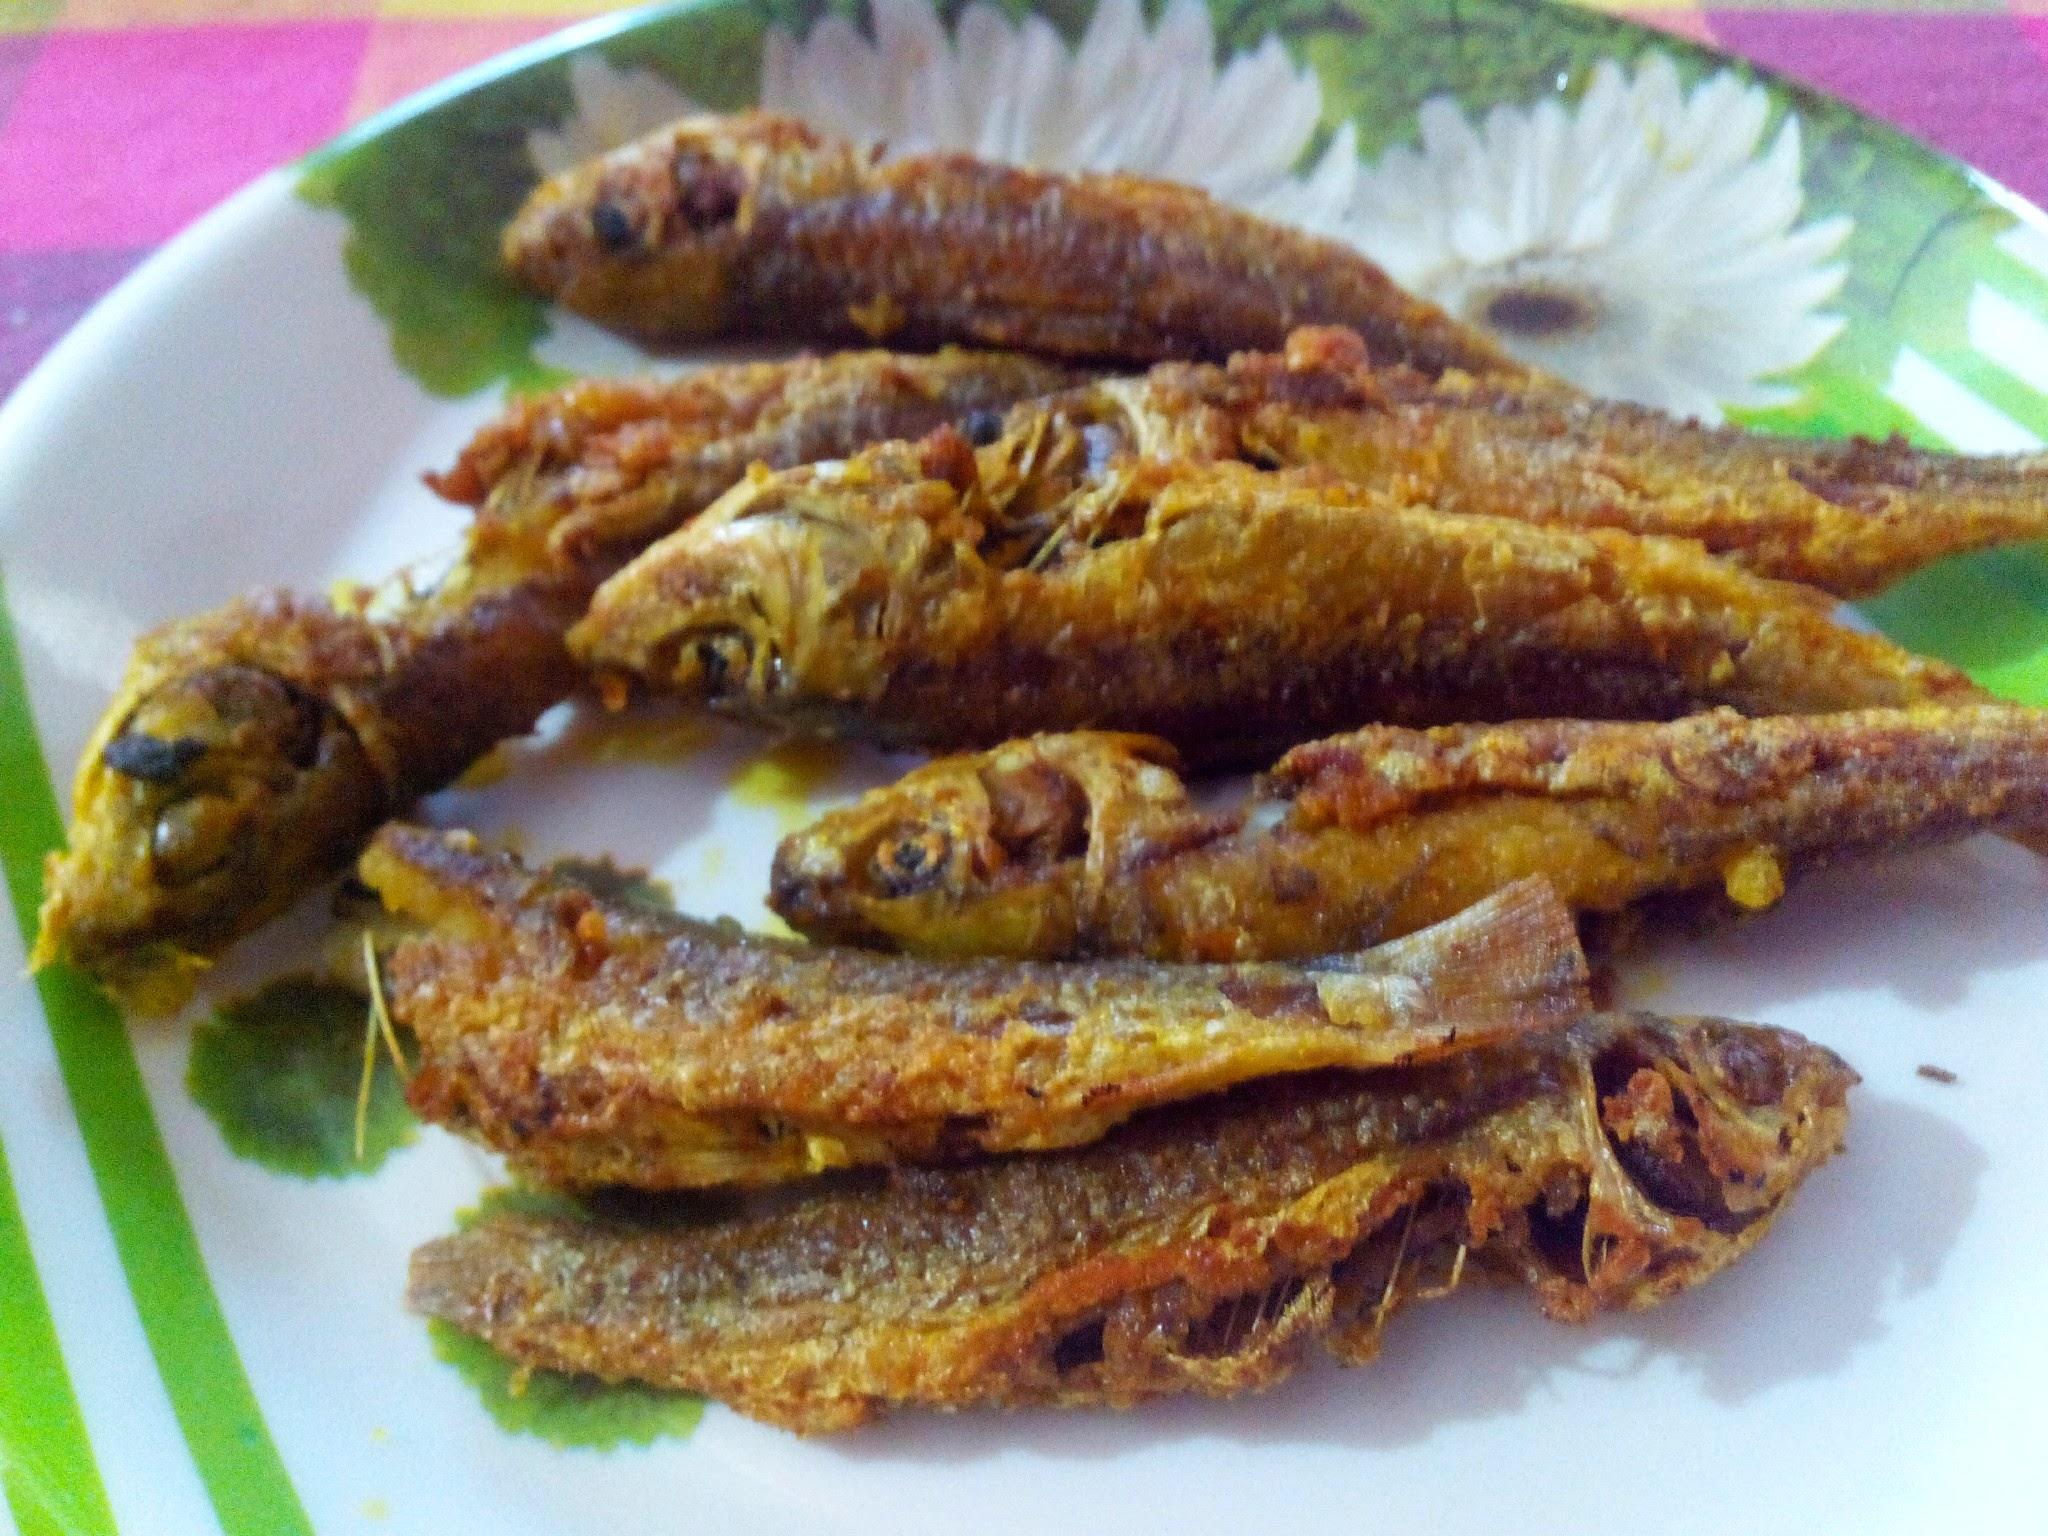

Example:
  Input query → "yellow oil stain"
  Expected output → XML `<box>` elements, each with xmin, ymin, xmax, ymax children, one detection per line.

<box><xmin>1611</xmin><ymin>962</ymin><xmax>1672</xmax><ymax>1008</ymax></box>
<box><xmin>751</xmin><ymin>909</ymin><xmax>800</xmax><ymax>940</ymax></box>
<box><xmin>729</xmin><ymin>738</ymin><xmax>848</xmax><ymax>833</ymax></box>
<box><xmin>454</xmin><ymin>742</ymin><xmax>515</xmax><ymax>790</ymax></box>
<box><xmin>698</xmin><ymin>843</ymin><xmax>726</xmax><ymax>882</ymax></box>
<box><xmin>362</xmin><ymin>1498</ymin><xmax>390</xmax><ymax>1521</ymax></box>
<box><xmin>368</xmin><ymin>1426</ymin><xmax>390</xmax><ymax>1444</ymax></box>
<box><xmin>576</xmin><ymin>711</ymin><xmax>718</xmax><ymax>766</ymax></box>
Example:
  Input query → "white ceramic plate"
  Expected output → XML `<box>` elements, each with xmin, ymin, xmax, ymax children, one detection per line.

<box><xmin>2</xmin><ymin>2</ymin><xmax>2046</xmax><ymax>1532</ymax></box>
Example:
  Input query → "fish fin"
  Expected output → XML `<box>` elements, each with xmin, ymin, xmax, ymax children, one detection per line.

<box><xmin>1324</xmin><ymin>877</ymin><xmax>1591</xmax><ymax>1043</ymax></box>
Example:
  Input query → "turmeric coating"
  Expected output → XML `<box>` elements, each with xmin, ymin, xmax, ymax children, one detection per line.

<box><xmin>362</xmin><ymin>824</ymin><xmax>1589</xmax><ymax>1188</ymax></box>
<box><xmin>427</xmin><ymin>347</ymin><xmax>1076</xmax><ymax>563</ymax></box>
<box><xmin>33</xmin><ymin>580</ymin><xmax>582</xmax><ymax>1012</ymax></box>
<box><xmin>571</xmin><ymin>431</ymin><xmax>1981</xmax><ymax>766</ymax></box>
<box><xmin>410</xmin><ymin>1012</ymin><xmax>1854</xmax><ymax>1432</ymax></box>
<box><xmin>503</xmin><ymin>113</ymin><xmax>1524</xmax><ymax>378</ymax></box>
<box><xmin>33</xmin><ymin>349</ymin><xmax>1067</xmax><ymax>1006</ymax></box>
<box><xmin>1021</xmin><ymin>326</ymin><xmax>2048</xmax><ymax>597</ymax></box>
<box><xmin>770</xmin><ymin>706</ymin><xmax>2048</xmax><ymax>961</ymax></box>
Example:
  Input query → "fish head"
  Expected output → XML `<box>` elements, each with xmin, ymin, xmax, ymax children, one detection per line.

<box><xmin>36</xmin><ymin>650</ymin><xmax>383</xmax><ymax>1009</ymax></box>
<box><xmin>768</xmin><ymin>731</ymin><xmax>1186</xmax><ymax>953</ymax></box>
<box><xmin>576</xmin><ymin>434</ymin><xmax>993</xmax><ymax>713</ymax></box>
<box><xmin>505</xmin><ymin>113</ymin><xmax>874</xmax><ymax>338</ymax></box>
<box><xmin>1513</xmin><ymin>1013</ymin><xmax>1859</xmax><ymax>1315</ymax></box>
<box><xmin>1592</xmin><ymin>1014</ymin><xmax>1858</xmax><ymax>1212</ymax></box>
<box><xmin>968</xmin><ymin>379</ymin><xmax>1247</xmax><ymax>568</ymax></box>
<box><xmin>767</xmin><ymin>754</ymin><xmax>996</xmax><ymax>946</ymax></box>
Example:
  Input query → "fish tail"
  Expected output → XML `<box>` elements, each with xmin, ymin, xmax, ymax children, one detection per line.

<box><xmin>1338</xmin><ymin>877</ymin><xmax>1593</xmax><ymax>1039</ymax></box>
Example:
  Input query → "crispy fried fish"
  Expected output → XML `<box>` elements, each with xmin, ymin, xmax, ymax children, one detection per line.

<box><xmin>33</xmin><ymin>349</ymin><xmax>1069</xmax><ymax>1007</ymax></box>
<box><xmin>771</xmin><ymin>706</ymin><xmax>2048</xmax><ymax>961</ymax></box>
<box><xmin>503</xmin><ymin>113</ymin><xmax>1523</xmax><ymax>379</ymax></box>
<box><xmin>410</xmin><ymin>1012</ymin><xmax>1854</xmax><ymax>1431</ymax></box>
<box><xmin>362</xmin><ymin>824</ymin><xmax>1589</xmax><ymax>1189</ymax></box>
<box><xmin>426</xmin><ymin>348</ymin><xmax>1075</xmax><ymax>565</ymax></box>
<box><xmin>570</xmin><ymin>433</ymin><xmax>1981</xmax><ymax>766</ymax></box>
<box><xmin>1031</xmin><ymin>327</ymin><xmax>2048</xmax><ymax>597</ymax></box>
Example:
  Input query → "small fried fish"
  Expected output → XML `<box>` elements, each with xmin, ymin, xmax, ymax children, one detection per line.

<box><xmin>427</xmin><ymin>348</ymin><xmax>1077</xmax><ymax>565</ymax></box>
<box><xmin>362</xmin><ymin>824</ymin><xmax>1590</xmax><ymax>1188</ymax></box>
<box><xmin>1023</xmin><ymin>326</ymin><xmax>2048</xmax><ymax>597</ymax></box>
<box><xmin>409</xmin><ymin>1012</ymin><xmax>1855</xmax><ymax>1432</ymax></box>
<box><xmin>570</xmin><ymin>434</ymin><xmax>1981</xmax><ymax>766</ymax></box>
<box><xmin>34</xmin><ymin>349</ymin><xmax>1068</xmax><ymax>1007</ymax></box>
<box><xmin>771</xmin><ymin>706</ymin><xmax>2048</xmax><ymax>961</ymax></box>
<box><xmin>503</xmin><ymin>112</ymin><xmax>1523</xmax><ymax>379</ymax></box>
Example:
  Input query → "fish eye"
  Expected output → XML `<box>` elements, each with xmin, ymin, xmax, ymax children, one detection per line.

<box><xmin>1698</xmin><ymin>1023</ymin><xmax>1794</xmax><ymax>1108</ymax></box>
<box><xmin>960</xmin><ymin>408</ymin><xmax>1006</xmax><ymax>447</ymax></box>
<box><xmin>150</xmin><ymin>792</ymin><xmax>245</xmax><ymax>885</ymax></box>
<box><xmin>869</xmin><ymin>825</ymin><xmax>953</xmax><ymax>895</ymax></box>
<box><xmin>589</xmin><ymin>198</ymin><xmax>639</xmax><ymax>252</ymax></box>
<box><xmin>681</xmin><ymin>629</ymin><xmax>756</xmax><ymax>691</ymax></box>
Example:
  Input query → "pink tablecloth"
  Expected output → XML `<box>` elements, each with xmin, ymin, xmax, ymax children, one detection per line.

<box><xmin>3</xmin><ymin>0</ymin><xmax>2047</xmax><ymax>401</ymax></box>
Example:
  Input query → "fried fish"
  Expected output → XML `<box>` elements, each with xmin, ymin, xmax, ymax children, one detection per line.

<box><xmin>33</xmin><ymin>349</ymin><xmax>1070</xmax><ymax>1008</ymax></box>
<box><xmin>426</xmin><ymin>348</ymin><xmax>1076</xmax><ymax>565</ymax></box>
<box><xmin>1027</xmin><ymin>326</ymin><xmax>2048</xmax><ymax>597</ymax></box>
<box><xmin>771</xmin><ymin>705</ymin><xmax>2048</xmax><ymax>962</ymax></box>
<box><xmin>503</xmin><ymin>112</ymin><xmax>1523</xmax><ymax>379</ymax></box>
<box><xmin>362</xmin><ymin>824</ymin><xmax>1590</xmax><ymax>1189</ymax></box>
<box><xmin>570</xmin><ymin>432</ymin><xmax>1981</xmax><ymax>766</ymax></box>
<box><xmin>410</xmin><ymin>1012</ymin><xmax>1854</xmax><ymax>1432</ymax></box>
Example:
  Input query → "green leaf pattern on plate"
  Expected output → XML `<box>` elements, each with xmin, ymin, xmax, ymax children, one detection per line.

<box><xmin>294</xmin><ymin>0</ymin><xmax>2048</xmax><ymax>688</ymax></box>
<box><xmin>431</xmin><ymin>1189</ymin><xmax>706</xmax><ymax>1449</ymax></box>
<box><xmin>298</xmin><ymin>61</ymin><xmax>578</xmax><ymax>398</ymax></box>
<box><xmin>186</xmin><ymin>977</ymin><xmax>417</xmax><ymax>1180</ymax></box>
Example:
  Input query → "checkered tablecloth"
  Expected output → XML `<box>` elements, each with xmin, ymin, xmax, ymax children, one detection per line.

<box><xmin>2</xmin><ymin>0</ymin><xmax>2046</xmax><ymax>401</ymax></box>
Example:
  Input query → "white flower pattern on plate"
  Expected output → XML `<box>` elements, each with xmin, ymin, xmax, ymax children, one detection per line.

<box><xmin>760</xmin><ymin>0</ymin><xmax>1365</xmax><ymax>236</ymax></box>
<box><xmin>1348</xmin><ymin>54</ymin><xmax>1851</xmax><ymax>420</ymax></box>
<box><xmin>527</xmin><ymin>53</ymin><xmax>701</xmax><ymax>177</ymax></box>
<box><xmin>530</xmin><ymin>3</ymin><xmax>1850</xmax><ymax>418</ymax></box>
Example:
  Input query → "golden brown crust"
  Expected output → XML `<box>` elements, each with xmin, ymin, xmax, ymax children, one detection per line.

<box><xmin>571</xmin><ymin>435</ymin><xmax>1981</xmax><ymax>766</ymax></box>
<box><xmin>771</xmin><ymin>706</ymin><xmax>2048</xmax><ymax>961</ymax></box>
<box><xmin>503</xmin><ymin>113</ymin><xmax>1524</xmax><ymax>378</ymax></box>
<box><xmin>34</xmin><ymin>350</ymin><xmax>1067</xmax><ymax>1005</ymax></box>
<box><xmin>428</xmin><ymin>348</ymin><xmax>1075</xmax><ymax>562</ymax></box>
<box><xmin>409</xmin><ymin>1012</ymin><xmax>1855</xmax><ymax>1432</ymax></box>
<box><xmin>1058</xmin><ymin>326</ymin><xmax>2048</xmax><ymax>597</ymax></box>
<box><xmin>32</xmin><ymin>582</ymin><xmax>581</xmax><ymax>1008</ymax></box>
<box><xmin>363</xmin><ymin>824</ymin><xmax>1589</xmax><ymax>1187</ymax></box>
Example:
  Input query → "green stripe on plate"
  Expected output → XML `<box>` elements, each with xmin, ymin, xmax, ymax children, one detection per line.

<box><xmin>0</xmin><ymin>1130</ymin><xmax>118</xmax><ymax>1536</ymax></box>
<box><xmin>0</xmin><ymin>570</ymin><xmax>314</xmax><ymax>1536</ymax></box>
<box><xmin>1920</xmin><ymin>347</ymin><xmax>2048</xmax><ymax>445</ymax></box>
<box><xmin>1732</xmin><ymin>368</ymin><xmax>1928</xmax><ymax>444</ymax></box>
<box><xmin>1983</xmin><ymin>247</ymin><xmax>2048</xmax><ymax>327</ymax></box>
